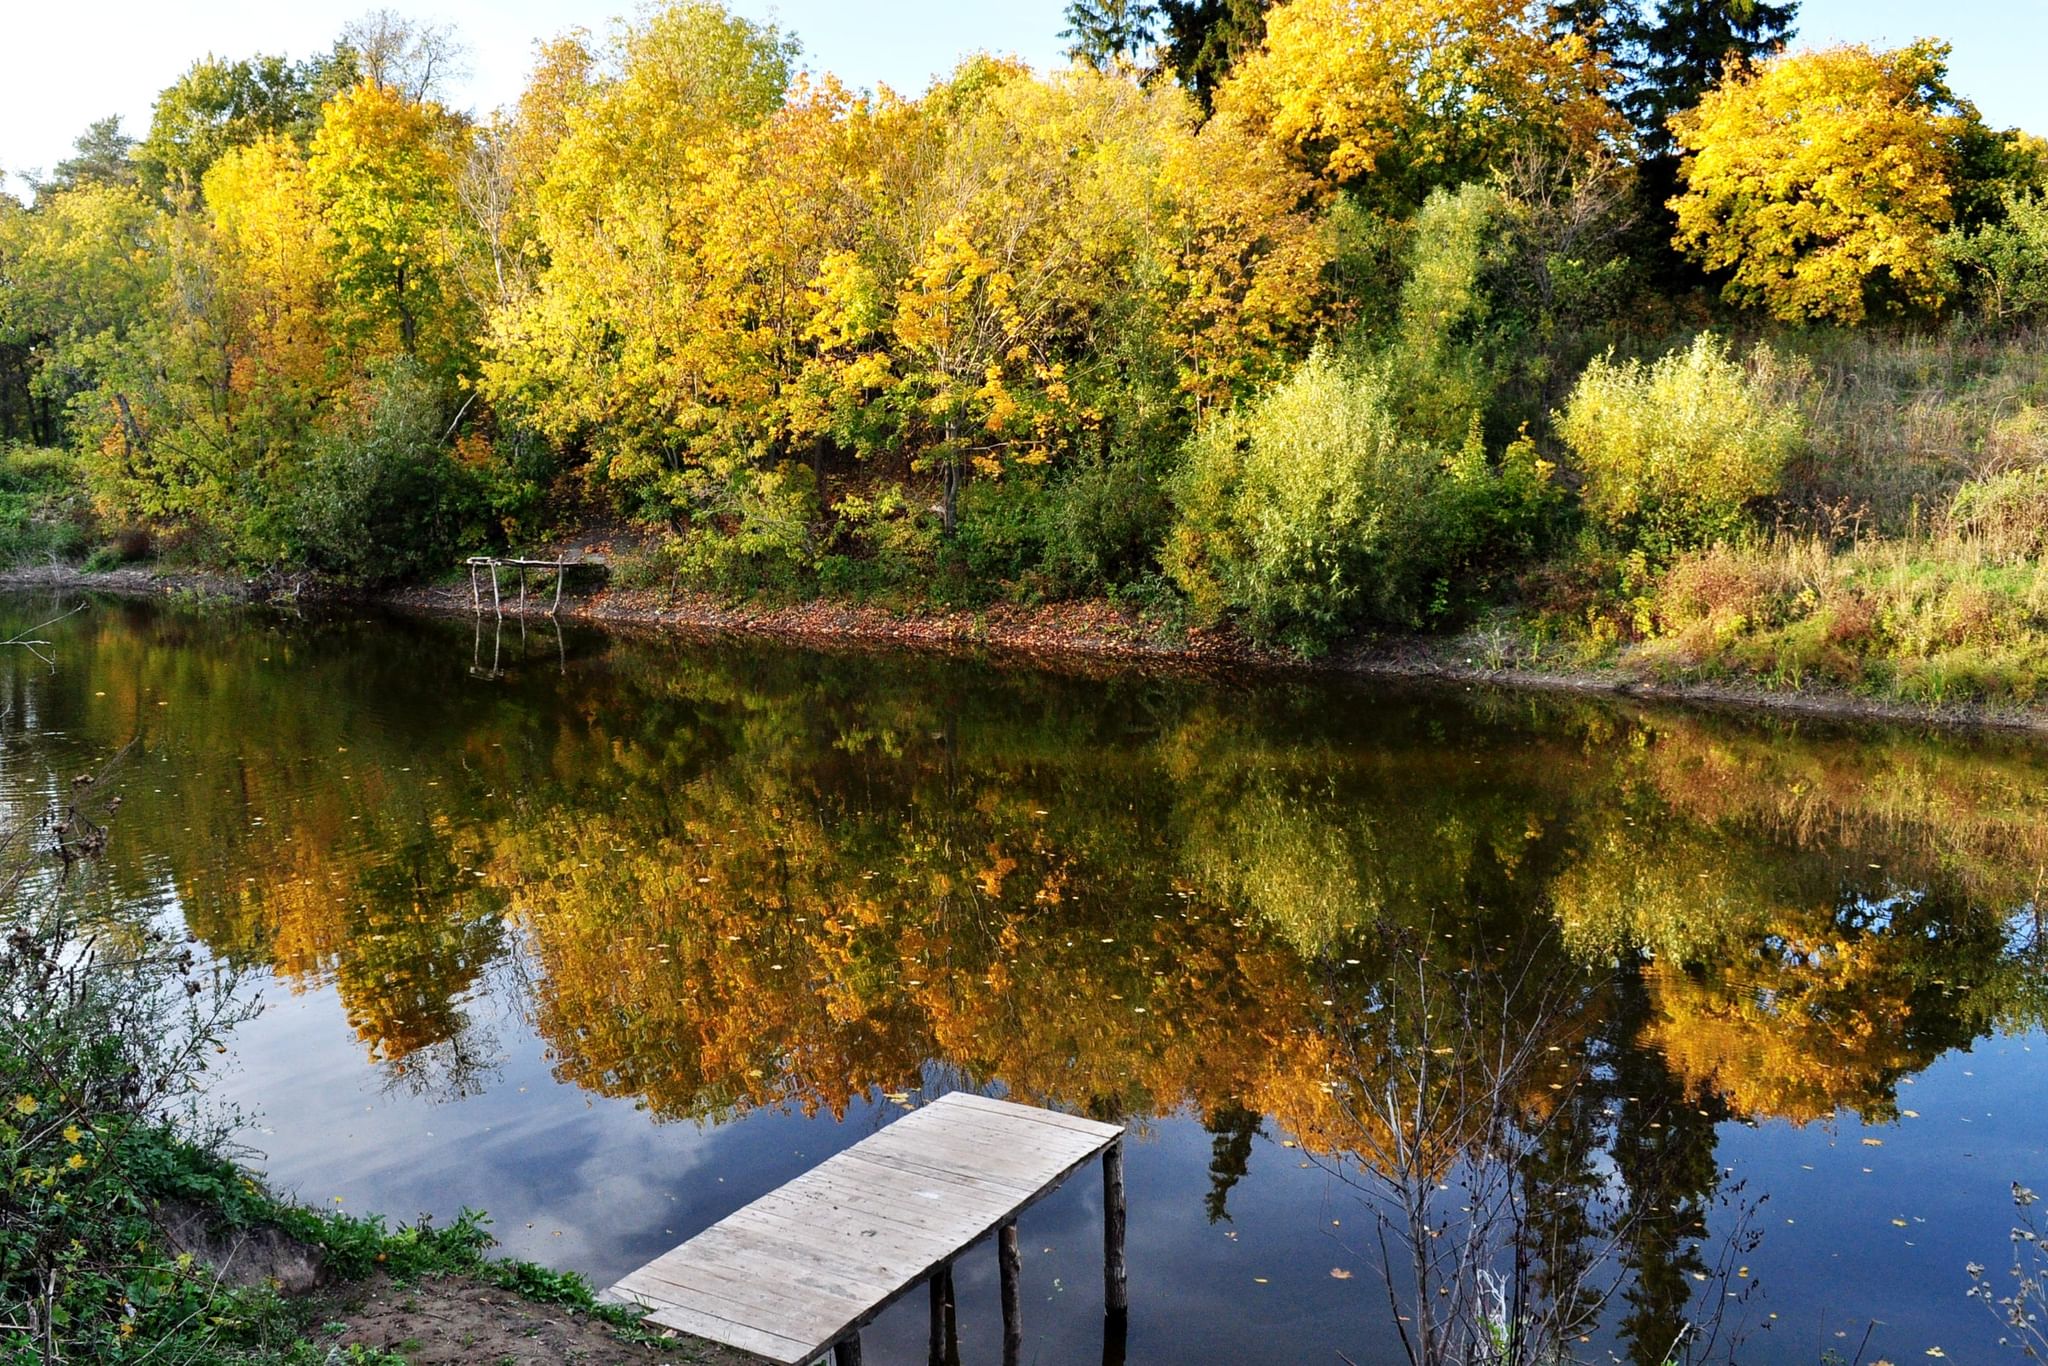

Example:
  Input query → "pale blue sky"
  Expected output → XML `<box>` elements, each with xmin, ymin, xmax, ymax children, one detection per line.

<box><xmin>5</xmin><ymin>1</ymin><xmax>2044</xmax><ymax>197</ymax></box>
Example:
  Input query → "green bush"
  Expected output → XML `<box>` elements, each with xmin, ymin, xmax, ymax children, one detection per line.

<box><xmin>669</xmin><ymin>462</ymin><xmax>820</xmax><ymax>598</ymax></box>
<box><xmin>0</xmin><ymin>445</ymin><xmax>92</xmax><ymax>566</ymax></box>
<box><xmin>1392</xmin><ymin>183</ymin><xmax>1515</xmax><ymax>445</ymax></box>
<box><xmin>1166</xmin><ymin>349</ymin><xmax>1442</xmax><ymax>652</ymax></box>
<box><xmin>952</xmin><ymin>477</ymin><xmax>1050</xmax><ymax>591</ymax></box>
<box><xmin>954</xmin><ymin>460</ymin><xmax>1171</xmax><ymax>601</ymax></box>
<box><xmin>286</xmin><ymin>360</ymin><xmax>485</xmax><ymax>585</ymax></box>
<box><xmin>817</xmin><ymin>484</ymin><xmax>939</xmax><ymax>600</ymax></box>
<box><xmin>3</xmin><ymin>764</ymin><xmax>265</xmax><ymax>1360</ymax></box>
<box><xmin>1040</xmin><ymin>458</ymin><xmax>1171</xmax><ymax>593</ymax></box>
<box><xmin>1943</xmin><ymin>191</ymin><xmax>2048</xmax><ymax>323</ymax></box>
<box><xmin>1425</xmin><ymin>424</ymin><xmax>1567</xmax><ymax>612</ymax></box>
<box><xmin>1557</xmin><ymin>334</ymin><xmax>1805</xmax><ymax>556</ymax></box>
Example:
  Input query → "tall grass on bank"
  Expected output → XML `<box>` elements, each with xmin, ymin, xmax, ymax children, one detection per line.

<box><xmin>0</xmin><ymin>447</ymin><xmax>92</xmax><ymax>567</ymax></box>
<box><xmin>1777</xmin><ymin>326</ymin><xmax>2048</xmax><ymax>536</ymax></box>
<box><xmin>1632</xmin><ymin>524</ymin><xmax>2048</xmax><ymax>706</ymax></box>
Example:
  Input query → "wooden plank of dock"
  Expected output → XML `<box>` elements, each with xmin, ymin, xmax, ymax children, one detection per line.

<box><xmin>606</xmin><ymin>1092</ymin><xmax>1127</xmax><ymax>1365</ymax></box>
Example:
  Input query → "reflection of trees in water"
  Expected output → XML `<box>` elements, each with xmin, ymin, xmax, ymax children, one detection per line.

<box><xmin>1307</xmin><ymin>928</ymin><xmax>1759</xmax><ymax>1366</ymax></box>
<box><xmin>19</xmin><ymin>605</ymin><xmax>2048</xmax><ymax>1352</ymax></box>
<box><xmin>378</xmin><ymin>1020</ymin><xmax>501</xmax><ymax>1101</ymax></box>
<box><xmin>1202</xmin><ymin>1105</ymin><xmax>1262</xmax><ymax>1224</ymax></box>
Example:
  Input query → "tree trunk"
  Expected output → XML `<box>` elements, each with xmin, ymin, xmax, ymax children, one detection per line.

<box><xmin>397</xmin><ymin>261</ymin><xmax>417</xmax><ymax>354</ymax></box>
<box><xmin>112</xmin><ymin>393</ymin><xmax>147</xmax><ymax>460</ymax></box>
<box><xmin>941</xmin><ymin>412</ymin><xmax>961</xmax><ymax>538</ymax></box>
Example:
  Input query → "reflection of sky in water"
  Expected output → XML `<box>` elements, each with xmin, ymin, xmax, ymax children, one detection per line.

<box><xmin>228</xmin><ymin>984</ymin><xmax>1405</xmax><ymax>1364</ymax></box>
<box><xmin>4</xmin><ymin>591</ymin><xmax>2047</xmax><ymax>1365</ymax></box>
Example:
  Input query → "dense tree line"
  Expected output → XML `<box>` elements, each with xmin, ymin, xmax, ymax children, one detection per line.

<box><xmin>3</xmin><ymin>0</ymin><xmax>2047</xmax><ymax>657</ymax></box>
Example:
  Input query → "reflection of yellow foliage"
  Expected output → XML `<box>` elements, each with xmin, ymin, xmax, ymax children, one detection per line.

<box><xmin>53</xmin><ymin>607</ymin><xmax>2048</xmax><ymax>1152</ymax></box>
<box><xmin>1640</xmin><ymin>947</ymin><xmax>1922</xmax><ymax>1125</ymax></box>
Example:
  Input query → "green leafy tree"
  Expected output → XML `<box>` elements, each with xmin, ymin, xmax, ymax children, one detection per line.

<box><xmin>135</xmin><ymin>54</ymin><xmax>319</xmax><ymax>193</ymax></box>
<box><xmin>1943</xmin><ymin>190</ymin><xmax>2048</xmax><ymax>323</ymax></box>
<box><xmin>37</xmin><ymin>117</ymin><xmax>138</xmax><ymax>195</ymax></box>
<box><xmin>0</xmin><ymin>183</ymin><xmax>41</xmax><ymax>442</ymax></box>
<box><xmin>2</xmin><ymin>184</ymin><xmax>161</xmax><ymax>439</ymax></box>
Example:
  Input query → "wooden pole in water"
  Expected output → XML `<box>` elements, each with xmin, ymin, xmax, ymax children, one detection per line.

<box><xmin>928</xmin><ymin>1260</ymin><xmax>959</xmax><ymax>1365</ymax></box>
<box><xmin>1000</xmin><ymin>1220</ymin><xmax>1023</xmax><ymax>1366</ymax></box>
<box><xmin>1103</xmin><ymin>1139</ymin><xmax>1127</xmax><ymax>1316</ymax></box>
<box><xmin>551</xmin><ymin>561</ymin><xmax>565</xmax><ymax>615</ymax></box>
<box><xmin>834</xmin><ymin>1334</ymin><xmax>863</xmax><ymax>1366</ymax></box>
<box><xmin>945</xmin><ymin>1266</ymin><xmax>960</xmax><ymax>1366</ymax></box>
<box><xmin>469</xmin><ymin>563</ymin><xmax>481</xmax><ymax>613</ymax></box>
<box><xmin>518</xmin><ymin>566</ymin><xmax>527</xmax><ymax>616</ymax></box>
<box><xmin>489</xmin><ymin>563</ymin><xmax>501</xmax><ymax>617</ymax></box>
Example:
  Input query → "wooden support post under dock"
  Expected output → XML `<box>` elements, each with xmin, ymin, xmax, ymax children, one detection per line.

<box><xmin>999</xmin><ymin>1221</ymin><xmax>1022</xmax><ymax>1366</ymax></box>
<box><xmin>927</xmin><ymin>1263</ymin><xmax>946</xmax><ymax>1364</ymax></box>
<box><xmin>1104</xmin><ymin>1138</ymin><xmax>1128</xmax><ymax>1316</ymax></box>
<box><xmin>604</xmin><ymin>1092</ymin><xmax>1126</xmax><ymax>1365</ymax></box>
<box><xmin>928</xmin><ymin>1260</ymin><xmax>958</xmax><ymax>1366</ymax></box>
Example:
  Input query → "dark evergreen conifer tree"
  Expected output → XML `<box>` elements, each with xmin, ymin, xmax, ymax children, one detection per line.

<box><xmin>1061</xmin><ymin>0</ymin><xmax>1162</xmax><ymax>71</ymax></box>
<box><xmin>1157</xmin><ymin>0</ymin><xmax>1272</xmax><ymax>110</ymax></box>
<box><xmin>1627</xmin><ymin>0</ymin><xmax>1798</xmax><ymax>157</ymax></box>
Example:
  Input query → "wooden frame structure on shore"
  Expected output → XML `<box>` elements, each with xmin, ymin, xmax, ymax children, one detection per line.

<box><xmin>466</xmin><ymin>555</ymin><xmax>590</xmax><ymax>617</ymax></box>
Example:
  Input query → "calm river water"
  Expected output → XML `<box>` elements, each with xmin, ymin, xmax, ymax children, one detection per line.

<box><xmin>3</xmin><ymin>592</ymin><xmax>2045</xmax><ymax>1364</ymax></box>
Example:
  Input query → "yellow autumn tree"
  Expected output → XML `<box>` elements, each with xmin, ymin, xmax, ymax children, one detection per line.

<box><xmin>1669</xmin><ymin>41</ymin><xmax>1971</xmax><ymax>324</ymax></box>
<box><xmin>307</xmin><ymin>80</ymin><xmax>471</xmax><ymax>370</ymax></box>
<box><xmin>203</xmin><ymin>136</ymin><xmax>333</xmax><ymax>431</ymax></box>
<box><xmin>1218</xmin><ymin>0</ymin><xmax>1619</xmax><ymax>202</ymax></box>
<box><xmin>1151</xmin><ymin>106</ymin><xmax>1328</xmax><ymax>408</ymax></box>
<box><xmin>885</xmin><ymin>62</ymin><xmax>1329</xmax><ymax>533</ymax></box>
<box><xmin>480</xmin><ymin>2</ymin><xmax>796</xmax><ymax>506</ymax></box>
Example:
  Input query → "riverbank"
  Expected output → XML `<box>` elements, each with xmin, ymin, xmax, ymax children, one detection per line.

<box><xmin>160</xmin><ymin>1190</ymin><xmax>739</xmax><ymax>1365</ymax></box>
<box><xmin>9</xmin><ymin>560</ymin><xmax>2048</xmax><ymax>733</ymax></box>
<box><xmin>0</xmin><ymin>778</ymin><xmax>742</xmax><ymax>1366</ymax></box>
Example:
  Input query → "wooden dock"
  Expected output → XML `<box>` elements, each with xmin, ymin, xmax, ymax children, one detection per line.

<box><xmin>605</xmin><ymin>1091</ymin><xmax>1128</xmax><ymax>1365</ymax></box>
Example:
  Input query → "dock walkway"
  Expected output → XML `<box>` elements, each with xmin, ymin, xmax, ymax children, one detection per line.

<box><xmin>605</xmin><ymin>1091</ymin><xmax>1128</xmax><ymax>1364</ymax></box>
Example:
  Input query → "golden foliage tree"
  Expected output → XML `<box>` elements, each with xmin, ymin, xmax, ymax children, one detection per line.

<box><xmin>479</xmin><ymin>2</ymin><xmax>796</xmax><ymax>504</ymax></box>
<box><xmin>1669</xmin><ymin>41</ymin><xmax>1972</xmax><ymax>324</ymax></box>
<box><xmin>1218</xmin><ymin>0</ymin><xmax>1619</xmax><ymax>201</ymax></box>
<box><xmin>307</xmin><ymin>80</ymin><xmax>471</xmax><ymax>369</ymax></box>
